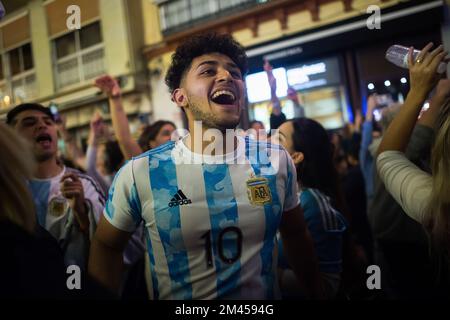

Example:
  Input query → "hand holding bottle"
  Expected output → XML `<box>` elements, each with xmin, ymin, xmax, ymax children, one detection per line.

<box><xmin>408</xmin><ymin>43</ymin><xmax>448</xmax><ymax>100</ymax></box>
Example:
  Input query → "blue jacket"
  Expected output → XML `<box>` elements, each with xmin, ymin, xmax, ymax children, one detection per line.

<box><xmin>359</xmin><ymin>121</ymin><xmax>374</xmax><ymax>200</ymax></box>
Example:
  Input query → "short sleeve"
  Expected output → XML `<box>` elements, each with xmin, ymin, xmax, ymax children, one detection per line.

<box><xmin>376</xmin><ymin>150</ymin><xmax>432</xmax><ymax>223</ymax></box>
<box><xmin>283</xmin><ymin>150</ymin><xmax>300</xmax><ymax>212</ymax></box>
<box><xmin>104</xmin><ymin>160</ymin><xmax>142</xmax><ymax>233</ymax></box>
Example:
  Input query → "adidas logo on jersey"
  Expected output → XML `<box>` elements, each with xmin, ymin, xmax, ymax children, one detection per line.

<box><xmin>168</xmin><ymin>190</ymin><xmax>192</xmax><ymax>207</ymax></box>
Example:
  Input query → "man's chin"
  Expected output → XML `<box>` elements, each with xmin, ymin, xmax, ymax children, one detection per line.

<box><xmin>35</xmin><ymin>150</ymin><xmax>55</xmax><ymax>162</ymax></box>
<box><xmin>216</xmin><ymin>119</ymin><xmax>240</xmax><ymax>131</ymax></box>
<box><xmin>216</xmin><ymin>108</ymin><xmax>241</xmax><ymax>127</ymax></box>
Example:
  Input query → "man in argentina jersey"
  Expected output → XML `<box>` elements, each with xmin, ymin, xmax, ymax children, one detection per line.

<box><xmin>89</xmin><ymin>33</ymin><xmax>323</xmax><ymax>299</ymax></box>
<box><xmin>7</xmin><ymin>103</ymin><xmax>105</xmax><ymax>268</ymax></box>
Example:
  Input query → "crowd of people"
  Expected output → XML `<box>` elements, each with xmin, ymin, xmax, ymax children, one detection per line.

<box><xmin>1</xmin><ymin>33</ymin><xmax>449</xmax><ymax>300</ymax></box>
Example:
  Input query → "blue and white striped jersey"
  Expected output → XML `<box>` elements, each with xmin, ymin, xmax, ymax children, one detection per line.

<box><xmin>104</xmin><ymin>135</ymin><xmax>299</xmax><ymax>300</ymax></box>
<box><xmin>278</xmin><ymin>188</ymin><xmax>347</xmax><ymax>274</ymax></box>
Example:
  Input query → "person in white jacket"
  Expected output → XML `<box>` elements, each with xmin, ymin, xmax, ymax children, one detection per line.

<box><xmin>377</xmin><ymin>43</ymin><xmax>450</xmax><ymax>264</ymax></box>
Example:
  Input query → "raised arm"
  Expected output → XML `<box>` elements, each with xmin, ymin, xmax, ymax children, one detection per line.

<box><xmin>57</xmin><ymin>115</ymin><xmax>86</xmax><ymax>169</ymax></box>
<box><xmin>264</xmin><ymin>60</ymin><xmax>282</xmax><ymax>115</ymax></box>
<box><xmin>288</xmin><ymin>87</ymin><xmax>305</xmax><ymax>118</ymax></box>
<box><xmin>94</xmin><ymin>75</ymin><xmax>143</xmax><ymax>160</ymax></box>
<box><xmin>378</xmin><ymin>43</ymin><xmax>447</xmax><ymax>155</ymax></box>
<box><xmin>359</xmin><ymin>94</ymin><xmax>377</xmax><ymax>159</ymax></box>
<box><xmin>86</xmin><ymin>112</ymin><xmax>110</xmax><ymax>196</ymax></box>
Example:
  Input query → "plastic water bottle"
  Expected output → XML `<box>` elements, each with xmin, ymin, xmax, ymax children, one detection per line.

<box><xmin>385</xmin><ymin>45</ymin><xmax>447</xmax><ymax>74</ymax></box>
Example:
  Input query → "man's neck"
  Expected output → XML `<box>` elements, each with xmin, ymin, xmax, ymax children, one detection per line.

<box><xmin>34</xmin><ymin>157</ymin><xmax>63</xmax><ymax>179</ymax></box>
<box><xmin>186</xmin><ymin>120</ymin><xmax>238</xmax><ymax>156</ymax></box>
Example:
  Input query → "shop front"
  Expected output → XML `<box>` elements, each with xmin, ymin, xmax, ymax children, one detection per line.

<box><xmin>246</xmin><ymin>55</ymin><xmax>348</xmax><ymax>130</ymax></box>
<box><xmin>244</xmin><ymin>0</ymin><xmax>444</xmax><ymax>131</ymax></box>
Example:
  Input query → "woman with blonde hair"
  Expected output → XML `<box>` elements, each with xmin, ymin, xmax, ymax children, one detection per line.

<box><xmin>0</xmin><ymin>122</ymin><xmax>36</xmax><ymax>232</ymax></box>
<box><xmin>377</xmin><ymin>43</ymin><xmax>450</xmax><ymax>291</ymax></box>
<box><xmin>0</xmin><ymin>123</ymin><xmax>67</xmax><ymax>297</ymax></box>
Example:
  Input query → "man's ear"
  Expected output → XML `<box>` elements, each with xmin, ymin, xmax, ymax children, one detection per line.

<box><xmin>291</xmin><ymin>151</ymin><xmax>304</xmax><ymax>166</ymax></box>
<box><xmin>172</xmin><ymin>88</ymin><xmax>188</xmax><ymax>108</ymax></box>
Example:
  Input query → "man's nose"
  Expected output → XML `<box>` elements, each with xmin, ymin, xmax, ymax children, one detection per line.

<box><xmin>216</xmin><ymin>68</ymin><xmax>232</xmax><ymax>82</ymax></box>
<box><xmin>37</xmin><ymin>119</ymin><xmax>49</xmax><ymax>129</ymax></box>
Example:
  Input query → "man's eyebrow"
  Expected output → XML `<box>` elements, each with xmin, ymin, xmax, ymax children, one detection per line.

<box><xmin>20</xmin><ymin>116</ymin><xmax>37</xmax><ymax>122</ymax></box>
<box><xmin>196</xmin><ymin>60</ymin><xmax>218</xmax><ymax>69</ymax></box>
<box><xmin>196</xmin><ymin>60</ymin><xmax>240</xmax><ymax>71</ymax></box>
<box><xmin>20</xmin><ymin>115</ymin><xmax>52</xmax><ymax>122</ymax></box>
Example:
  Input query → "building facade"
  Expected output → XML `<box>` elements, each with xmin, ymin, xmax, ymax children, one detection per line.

<box><xmin>0</xmin><ymin>0</ymin><xmax>446</xmax><ymax>139</ymax></box>
<box><xmin>0</xmin><ymin>0</ymin><xmax>150</xmax><ymax>148</ymax></box>
<box><xmin>143</xmin><ymin>0</ymin><xmax>446</xmax><ymax>131</ymax></box>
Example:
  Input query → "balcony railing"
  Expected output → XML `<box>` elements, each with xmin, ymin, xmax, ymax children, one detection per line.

<box><xmin>159</xmin><ymin>0</ymin><xmax>271</xmax><ymax>35</ymax></box>
<box><xmin>55</xmin><ymin>44</ymin><xmax>105</xmax><ymax>90</ymax></box>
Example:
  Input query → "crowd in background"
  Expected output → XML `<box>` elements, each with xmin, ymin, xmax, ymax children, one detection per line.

<box><xmin>1</xmin><ymin>37</ymin><xmax>449</xmax><ymax>300</ymax></box>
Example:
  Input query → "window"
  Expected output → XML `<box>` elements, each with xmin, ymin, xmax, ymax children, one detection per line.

<box><xmin>8</xmin><ymin>43</ymin><xmax>34</xmax><ymax>76</ymax></box>
<box><xmin>159</xmin><ymin>0</ymin><xmax>257</xmax><ymax>32</ymax></box>
<box><xmin>80</xmin><ymin>22</ymin><xmax>102</xmax><ymax>49</ymax></box>
<box><xmin>53</xmin><ymin>21</ymin><xmax>104</xmax><ymax>89</ymax></box>
<box><xmin>22</xmin><ymin>43</ymin><xmax>33</xmax><ymax>71</ymax></box>
<box><xmin>164</xmin><ymin>0</ymin><xmax>190</xmax><ymax>30</ymax></box>
<box><xmin>55</xmin><ymin>32</ymin><xmax>76</xmax><ymax>59</ymax></box>
<box><xmin>0</xmin><ymin>43</ymin><xmax>36</xmax><ymax>108</ymax></box>
<box><xmin>190</xmin><ymin>0</ymin><xmax>215</xmax><ymax>20</ymax></box>
<box><xmin>9</xmin><ymin>48</ymin><xmax>21</xmax><ymax>76</ymax></box>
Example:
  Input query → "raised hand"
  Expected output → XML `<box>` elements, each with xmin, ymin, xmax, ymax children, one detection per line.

<box><xmin>94</xmin><ymin>75</ymin><xmax>121</xmax><ymax>98</ymax></box>
<box><xmin>408</xmin><ymin>43</ymin><xmax>448</xmax><ymax>99</ymax></box>
<box><xmin>88</xmin><ymin>111</ymin><xmax>106</xmax><ymax>146</ymax></box>
<box><xmin>264</xmin><ymin>60</ymin><xmax>277</xmax><ymax>92</ymax></box>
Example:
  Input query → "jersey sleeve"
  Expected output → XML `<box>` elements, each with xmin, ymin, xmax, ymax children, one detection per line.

<box><xmin>283</xmin><ymin>149</ymin><xmax>300</xmax><ymax>212</ymax></box>
<box><xmin>104</xmin><ymin>160</ymin><xmax>142</xmax><ymax>233</ymax></box>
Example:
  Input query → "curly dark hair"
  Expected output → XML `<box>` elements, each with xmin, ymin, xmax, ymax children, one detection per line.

<box><xmin>165</xmin><ymin>33</ymin><xmax>248</xmax><ymax>93</ymax></box>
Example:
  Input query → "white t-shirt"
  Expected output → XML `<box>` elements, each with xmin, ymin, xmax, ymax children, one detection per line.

<box><xmin>104</xmin><ymin>135</ymin><xmax>299</xmax><ymax>300</ymax></box>
<box><xmin>28</xmin><ymin>166</ymin><xmax>105</xmax><ymax>267</ymax></box>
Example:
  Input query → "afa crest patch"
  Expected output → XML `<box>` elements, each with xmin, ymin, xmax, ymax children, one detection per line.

<box><xmin>246</xmin><ymin>177</ymin><xmax>272</xmax><ymax>205</ymax></box>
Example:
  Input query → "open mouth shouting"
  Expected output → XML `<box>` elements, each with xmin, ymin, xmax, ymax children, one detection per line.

<box><xmin>210</xmin><ymin>89</ymin><xmax>238</xmax><ymax>108</ymax></box>
<box><xmin>35</xmin><ymin>133</ymin><xmax>53</xmax><ymax>148</ymax></box>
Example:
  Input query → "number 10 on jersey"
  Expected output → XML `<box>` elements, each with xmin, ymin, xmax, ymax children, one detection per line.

<box><xmin>201</xmin><ymin>227</ymin><xmax>243</xmax><ymax>268</ymax></box>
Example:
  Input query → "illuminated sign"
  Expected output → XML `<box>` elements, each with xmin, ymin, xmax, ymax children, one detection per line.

<box><xmin>245</xmin><ymin>67</ymin><xmax>288</xmax><ymax>103</ymax></box>
<box><xmin>287</xmin><ymin>62</ymin><xmax>327</xmax><ymax>86</ymax></box>
<box><xmin>245</xmin><ymin>57</ymin><xmax>340</xmax><ymax>102</ymax></box>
